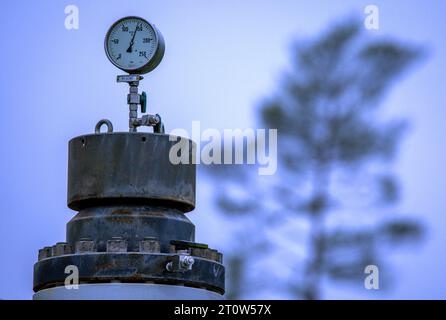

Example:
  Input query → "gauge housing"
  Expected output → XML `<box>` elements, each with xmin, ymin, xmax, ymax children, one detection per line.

<box><xmin>104</xmin><ymin>16</ymin><xmax>165</xmax><ymax>74</ymax></box>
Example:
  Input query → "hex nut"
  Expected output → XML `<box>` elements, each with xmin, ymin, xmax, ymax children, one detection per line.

<box><xmin>215</xmin><ymin>252</ymin><xmax>223</xmax><ymax>264</ymax></box>
<box><xmin>127</xmin><ymin>93</ymin><xmax>140</xmax><ymax>104</ymax></box>
<box><xmin>190</xmin><ymin>247</ymin><xmax>207</xmax><ymax>258</ymax></box>
<box><xmin>190</xmin><ymin>247</ymin><xmax>223</xmax><ymax>263</ymax></box>
<box><xmin>75</xmin><ymin>238</ymin><xmax>96</xmax><ymax>253</ymax></box>
<box><xmin>107</xmin><ymin>237</ymin><xmax>128</xmax><ymax>252</ymax></box>
<box><xmin>210</xmin><ymin>249</ymin><xmax>220</xmax><ymax>262</ymax></box>
<box><xmin>139</xmin><ymin>237</ymin><xmax>160</xmax><ymax>253</ymax></box>
<box><xmin>51</xmin><ymin>242</ymin><xmax>72</xmax><ymax>256</ymax></box>
<box><xmin>38</xmin><ymin>246</ymin><xmax>52</xmax><ymax>261</ymax></box>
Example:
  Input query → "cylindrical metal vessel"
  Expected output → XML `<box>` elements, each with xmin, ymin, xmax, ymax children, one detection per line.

<box><xmin>33</xmin><ymin>132</ymin><xmax>225</xmax><ymax>299</ymax></box>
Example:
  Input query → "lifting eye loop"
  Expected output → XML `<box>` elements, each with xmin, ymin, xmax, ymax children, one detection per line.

<box><xmin>95</xmin><ymin>119</ymin><xmax>114</xmax><ymax>134</ymax></box>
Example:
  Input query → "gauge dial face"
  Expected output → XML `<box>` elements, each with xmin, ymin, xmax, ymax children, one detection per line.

<box><xmin>105</xmin><ymin>17</ymin><xmax>162</xmax><ymax>73</ymax></box>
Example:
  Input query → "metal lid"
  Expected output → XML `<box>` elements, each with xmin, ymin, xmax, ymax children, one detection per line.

<box><xmin>67</xmin><ymin>133</ymin><xmax>196</xmax><ymax>212</ymax></box>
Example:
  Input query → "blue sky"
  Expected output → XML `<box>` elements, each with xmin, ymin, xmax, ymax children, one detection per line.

<box><xmin>0</xmin><ymin>0</ymin><xmax>445</xmax><ymax>299</ymax></box>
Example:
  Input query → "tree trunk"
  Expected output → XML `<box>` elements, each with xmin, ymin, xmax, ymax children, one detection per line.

<box><xmin>302</xmin><ymin>166</ymin><xmax>330</xmax><ymax>300</ymax></box>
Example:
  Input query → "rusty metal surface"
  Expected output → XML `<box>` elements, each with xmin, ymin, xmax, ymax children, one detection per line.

<box><xmin>67</xmin><ymin>133</ymin><xmax>196</xmax><ymax>212</ymax></box>
<box><xmin>67</xmin><ymin>205</ymin><xmax>195</xmax><ymax>253</ymax></box>
<box><xmin>34</xmin><ymin>132</ymin><xmax>225</xmax><ymax>297</ymax></box>
<box><xmin>34</xmin><ymin>253</ymin><xmax>225</xmax><ymax>294</ymax></box>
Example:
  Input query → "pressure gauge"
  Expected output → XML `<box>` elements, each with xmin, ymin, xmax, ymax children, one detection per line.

<box><xmin>105</xmin><ymin>16</ymin><xmax>165</xmax><ymax>74</ymax></box>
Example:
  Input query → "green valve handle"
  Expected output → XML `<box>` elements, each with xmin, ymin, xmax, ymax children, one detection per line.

<box><xmin>140</xmin><ymin>91</ymin><xmax>147</xmax><ymax>113</ymax></box>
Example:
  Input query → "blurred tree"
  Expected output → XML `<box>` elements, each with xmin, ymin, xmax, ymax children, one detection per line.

<box><xmin>206</xmin><ymin>19</ymin><xmax>425</xmax><ymax>299</ymax></box>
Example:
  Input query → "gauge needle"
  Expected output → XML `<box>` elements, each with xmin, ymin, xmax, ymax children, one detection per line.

<box><xmin>126</xmin><ymin>23</ymin><xmax>140</xmax><ymax>53</ymax></box>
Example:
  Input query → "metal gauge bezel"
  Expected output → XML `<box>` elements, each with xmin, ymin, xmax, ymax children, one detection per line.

<box><xmin>104</xmin><ymin>16</ymin><xmax>165</xmax><ymax>74</ymax></box>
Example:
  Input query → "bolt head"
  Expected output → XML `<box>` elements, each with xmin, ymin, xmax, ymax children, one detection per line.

<box><xmin>107</xmin><ymin>237</ymin><xmax>128</xmax><ymax>252</ymax></box>
<box><xmin>75</xmin><ymin>238</ymin><xmax>95</xmax><ymax>253</ymax></box>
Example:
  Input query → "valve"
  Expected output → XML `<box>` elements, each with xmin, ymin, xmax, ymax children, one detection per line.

<box><xmin>141</xmin><ymin>91</ymin><xmax>147</xmax><ymax>113</ymax></box>
<box><xmin>117</xmin><ymin>74</ymin><xmax>164</xmax><ymax>133</ymax></box>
